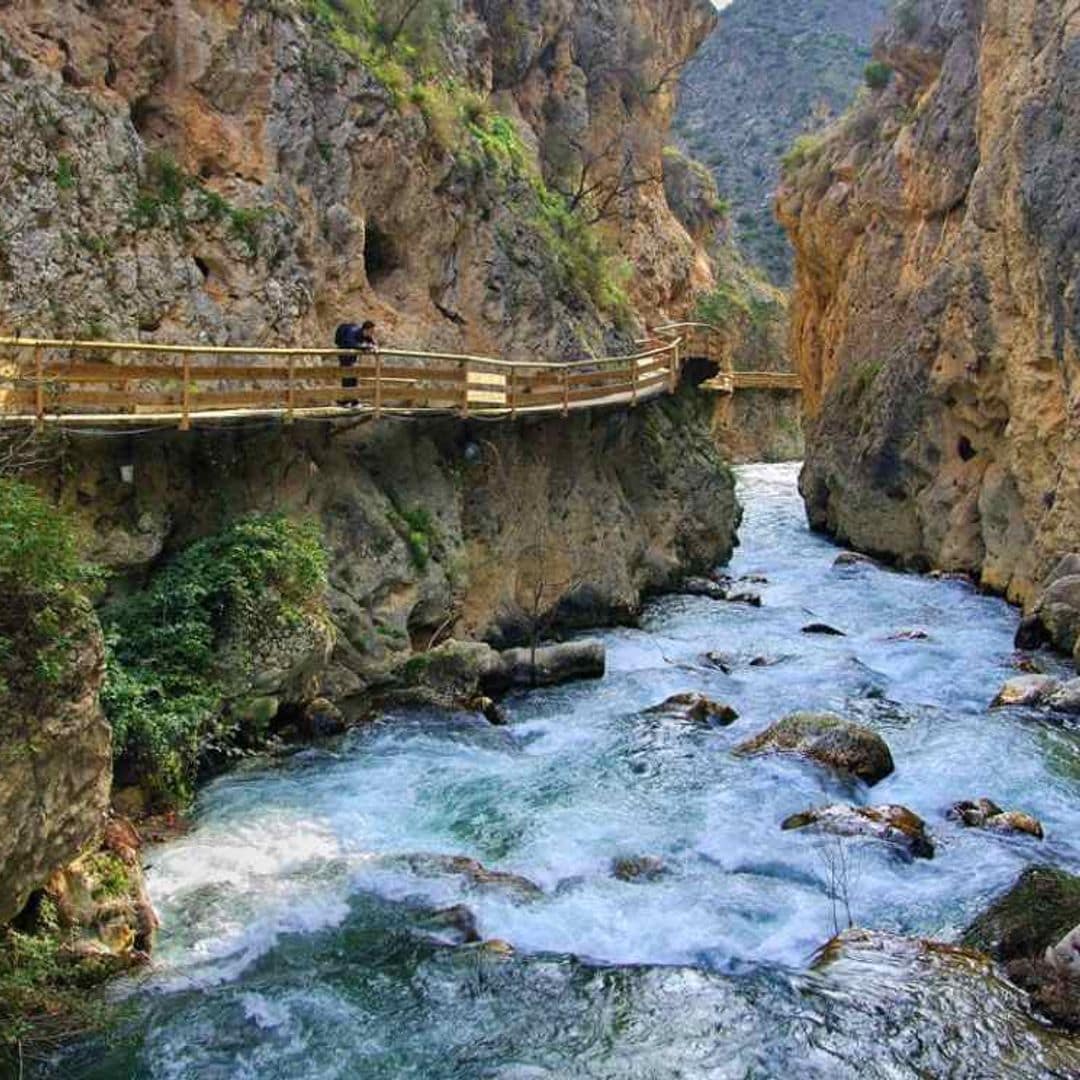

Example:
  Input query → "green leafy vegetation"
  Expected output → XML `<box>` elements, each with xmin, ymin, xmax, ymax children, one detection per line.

<box><xmin>101</xmin><ymin>515</ymin><xmax>328</xmax><ymax>807</ymax></box>
<box><xmin>781</xmin><ymin>133</ymin><xmax>825</xmax><ymax>173</ymax></box>
<box><xmin>0</xmin><ymin>480</ymin><xmax>100</xmax><ymax>697</ymax></box>
<box><xmin>389</xmin><ymin>505</ymin><xmax>436</xmax><ymax>571</ymax></box>
<box><xmin>0</xmin><ymin>913</ymin><xmax>121</xmax><ymax>1072</ymax></box>
<box><xmin>54</xmin><ymin>154</ymin><xmax>77</xmax><ymax>192</ymax></box>
<box><xmin>130</xmin><ymin>151</ymin><xmax>267</xmax><ymax>256</ymax></box>
<box><xmin>864</xmin><ymin>60</ymin><xmax>893</xmax><ymax>91</ymax></box>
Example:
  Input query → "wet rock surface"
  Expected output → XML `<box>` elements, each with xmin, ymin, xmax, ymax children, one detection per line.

<box><xmin>782</xmin><ymin>804</ymin><xmax>934</xmax><ymax>860</ymax></box>
<box><xmin>645</xmin><ymin>692</ymin><xmax>738</xmax><ymax>726</ymax></box>
<box><xmin>948</xmin><ymin>799</ymin><xmax>1044</xmax><ymax>840</ymax></box>
<box><xmin>734</xmin><ymin>711</ymin><xmax>895</xmax><ymax>785</ymax></box>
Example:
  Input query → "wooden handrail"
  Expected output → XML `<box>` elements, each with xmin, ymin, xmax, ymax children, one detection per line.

<box><xmin>0</xmin><ymin>324</ymin><xmax>799</xmax><ymax>427</ymax></box>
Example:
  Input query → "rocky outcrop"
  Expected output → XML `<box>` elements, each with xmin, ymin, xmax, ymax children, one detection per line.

<box><xmin>48</xmin><ymin>382</ymin><xmax>738</xmax><ymax>705</ymax></box>
<box><xmin>0</xmin><ymin>0</ymin><xmax>715</xmax><ymax>356</ymax></box>
<box><xmin>779</xmin><ymin>0</ymin><xmax>1080</xmax><ymax>606</ymax></box>
<box><xmin>734</xmin><ymin>711</ymin><xmax>894</xmax><ymax>785</ymax></box>
<box><xmin>0</xmin><ymin>588</ymin><xmax>111</xmax><ymax>925</ymax></box>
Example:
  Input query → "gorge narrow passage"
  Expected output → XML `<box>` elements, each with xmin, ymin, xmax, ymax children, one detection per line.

<box><xmin>68</xmin><ymin>465</ymin><xmax>1080</xmax><ymax>1078</ymax></box>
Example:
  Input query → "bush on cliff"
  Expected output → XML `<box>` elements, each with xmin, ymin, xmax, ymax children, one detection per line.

<box><xmin>0</xmin><ymin>480</ymin><xmax>99</xmax><ymax>696</ymax></box>
<box><xmin>101</xmin><ymin>515</ymin><xmax>328</xmax><ymax>807</ymax></box>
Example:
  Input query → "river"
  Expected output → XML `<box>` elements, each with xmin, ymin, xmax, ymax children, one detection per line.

<box><xmin>64</xmin><ymin>463</ymin><xmax>1080</xmax><ymax>1078</ymax></box>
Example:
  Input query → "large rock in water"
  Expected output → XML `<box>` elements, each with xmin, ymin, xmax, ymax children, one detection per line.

<box><xmin>963</xmin><ymin>866</ymin><xmax>1080</xmax><ymax>1030</ymax></box>
<box><xmin>734</xmin><ymin>712</ymin><xmax>895</xmax><ymax>785</ymax></box>
<box><xmin>782</xmin><ymin>804</ymin><xmax>934</xmax><ymax>860</ymax></box>
<box><xmin>0</xmin><ymin>589</ymin><xmax>111</xmax><ymax>925</ymax></box>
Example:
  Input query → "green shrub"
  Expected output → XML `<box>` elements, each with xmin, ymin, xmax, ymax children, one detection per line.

<box><xmin>894</xmin><ymin>0</ymin><xmax>921</xmax><ymax>37</ymax></box>
<box><xmin>781</xmin><ymin>133</ymin><xmax>824</xmax><ymax>173</ymax></box>
<box><xmin>864</xmin><ymin>60</ymin><xmax>894</xmax><ymax>91</ymax></box>
<box><xmin>0</xmin><ymin>480</ymin><xmax>88</xmax><ymax>596</ymax></box>
<box><xmin>101</xmin><ymin>514</ymin><xmax>327</xmax><ymax>806</ymax></box>
<box><xmin>0</xmin><ymin>923</ymin><xmax>119</xmax><ymax>1070</ymax></box>
<box><xmin>54</xmin><ymin>155</ymin><xmax>77</xmax><ymax>192</ymax></box>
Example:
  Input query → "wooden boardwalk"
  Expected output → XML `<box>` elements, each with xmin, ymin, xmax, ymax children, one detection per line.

<box><xmin>0</xmin><ymin>322</ymin><xmax>800</xmax><ymax>429</ymax></box>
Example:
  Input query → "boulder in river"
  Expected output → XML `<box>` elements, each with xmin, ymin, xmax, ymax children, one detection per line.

<box><xmin>886</xmin><ymin>628</ymin><xmax>930</xmax><ymax>642</ymax></box>
<box><xmin>646</xmin><ymin>692</ymin><xmax>738</xmax><ymax>726</ymax></box>
<box><xmin>801</xmin><ymin>622</ymin><xmax>846</xmax><ymax>637</ymax></box>
<box><xmin>494</xmin><ymin>640</ymin><xmax>606</xmax><ymax>690</ymax></box>
<box><xmin>612</xmin><ymin>855</ymin><xmax>667</xmax><ymax>882</ymax></box>
<box><xmin>734</xmin><ymin>711</ymin><xmax>895</xmax><ymax>785</ymax></box>
<box><xmin>703</xmin><ymin>651</ymin><xmax>735</xmax><ymax>673</ymax></box>
<box><xmin>1047</xmin><ymin>678</ymin><xmax>1080</xmax><ymax>714</ymax></box>
<box><xmin>396</xmin><ymin>853</ymin><xmax>543</xmax><ymax>902</ymax></box>
<box><xmin>782</xmin><ymin>804</ymin><xmax>934</xmax><ymax>860</ymax></box>
<box><xmin>963</xmin><ymin>866</ymin><xmax>1080</xmax><ymax>1030</ymax></box>
<box><xmin>949</xmin><ymin>799</ymin><xmax>1044</xmax><ymax>839</ymax></box>
<box><xmin>990</xmin><ymin>674</ymin><xmax>1060</xmax><ymax>708</ymax></box>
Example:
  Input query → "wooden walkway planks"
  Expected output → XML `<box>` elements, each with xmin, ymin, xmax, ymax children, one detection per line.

<box><xmin>0</xmin><ymin>323</ymin><xmax>800</xmax><ymax>429</ymax></box>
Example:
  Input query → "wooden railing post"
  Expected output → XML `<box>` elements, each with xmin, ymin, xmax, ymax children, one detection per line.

<box><xmin>180</xmin><ymin>355</ymin><xmax>191</xmax><ymax>431</ymax></box>
<box><xmin>374</xmin><ymin>350</ymin><xmax>382</xmax><ymax>418</ymax></box>
<box><xmin>509</xmin><ymin>367</ymin><xmax>516</xmax><ymax>419</ymax></box>
<box><xmin>562</xmin><ymin>365</ymin><xmax>569</xmax><ymax>417</ymax></box>
<box><xmin>669</xmin><ymin>342</ymin><xmax>678</xmax><ymax>394</ymax></box>
<box><xmin>286</xmin><ymin>355</ymin><xmax>296</xmax><ymax>423</ymax></box>
<box><xmin>631</xmin><ymin>356</ymin><xmax>638</xmax><ymax>406</ymax></box>
<box><xmin>33</xmin><ymin>346</ymin><xmax>44</xmax><ymax>428</ymax></box>
<box><xmin>460</xmin><ymin>359</ymin><xmax>470</xmax><ymax>418</ymax></box>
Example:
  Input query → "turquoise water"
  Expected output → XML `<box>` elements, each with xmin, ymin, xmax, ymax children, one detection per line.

<box><xmin>61</xmin><ymin>464</ymin><xmax>1080</xmax><ymax>1078</ymax></box>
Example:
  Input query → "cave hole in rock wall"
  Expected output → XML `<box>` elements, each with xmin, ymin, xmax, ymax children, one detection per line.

<box><xmin>364</xmin><ymin>220</ymin><xmax>402</xmax><ymax>287</ymax></box>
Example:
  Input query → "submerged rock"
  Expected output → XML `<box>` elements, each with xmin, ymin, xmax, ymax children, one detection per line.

<box><xmin>782</xmin><ymin>804</ymin><xmax>934</xmax><ymax>860</ymax></box>
<box><xmin>734</xmin><ymin>711</ymin><xmax>895</xmax><ymax>785</ymax></box>
<box><xmin>813</xmin><ymin>928</ymin><xmax>989</xmax><ymax>974</ymax></box>
<box><xmin>396</xmin><ymin>853</ymin><xmax>543</xmax><ymax>902</ymax></box>
<box><xmin>299</xmin><ymin>697</ymin><xmax>346</xmax><ymax>740</ymax></box>
<box><xmin>727</xmin><ymin>590</ymin><xmax>762</xmax><ymax>607</ymax></box>
<box><xmin>612</xmin><ymin>855</ymin><xmax>667</xmax><ymax>882</ymax></box>
<box><xmin>801</xmin><ymin>622</ymin><xmax>846</xmax><ymax>637</ymax></box>
<box><xmin>833</xmin><ymin>552</ymin><xmax>879</xmax><ymax>569</ymax></box>
<box><xmin>645</xmin><ymin>692</ymin><xmax>738</xmax><ymax>726</ymax></box>
<box><xmin>990</xmin><ymin>675</ymin><xmax>1060</xmax><ymax>708</ymax></box>
<box><xmin>680</xmin><ymin>576</ymin><xmax>729</xmax><ymax>600</ymax></box>
<box><xmin>702</xmin><ymin>651</ymin><xmax>735</xmax><ymax>674</ymax></box>
<box><xmin>886</xmin><ymin>628</ymin><xmax>930</xmax><ymax>642</ymax></box>
<box><xmin>949</xmin><ymin>799</ymin><xmax>1044</xmax><ymax>839</ymax></box>
<box><xmin>422</xmin><ymin>904</ymin><xmax>481</xmax><ymax>945</ymax></box>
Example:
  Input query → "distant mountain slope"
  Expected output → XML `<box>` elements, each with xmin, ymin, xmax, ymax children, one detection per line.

<box><xmin>675</xmin><ymin>0</ymin><xmax>888</xmax><ymax>283</ymax></box>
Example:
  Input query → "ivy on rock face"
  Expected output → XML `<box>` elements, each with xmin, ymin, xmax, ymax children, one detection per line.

<box><xmin>101</xmin><ymin>515</ymin><xmax>328</xmax><ymax>807</ymax></box>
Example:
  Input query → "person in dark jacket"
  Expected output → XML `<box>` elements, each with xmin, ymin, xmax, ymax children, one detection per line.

<box><xmin>335</xmin><ymin>321</ymin><xmax>378</xmax><ymax>407</ymax></box>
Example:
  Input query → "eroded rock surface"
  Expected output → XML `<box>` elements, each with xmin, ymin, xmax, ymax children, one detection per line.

<box><xmin>0</xmin><ymin>588</ymin><xmax>111</xmax><ymax>925</ymax></box>
<box><xmin>780</xmin><ymin>0</ymin><xmax>1080</xmax><ymax>606</ymax></box>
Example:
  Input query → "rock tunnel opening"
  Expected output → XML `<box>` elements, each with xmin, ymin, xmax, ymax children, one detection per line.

<box><xmin>364</xmin><ymin>220</ymin><xmax>401</xmax><ymax>286</ymax></box>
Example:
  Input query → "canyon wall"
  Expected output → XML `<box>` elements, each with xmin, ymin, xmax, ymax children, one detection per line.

<box><xmin>0</xmin><ymin>0</ymin><xmax>714</xmax><ymax>358</ymax></box>
<box><xmin>51</xmin><ymin>381</ymin><xmax>739</xmax><ymax>704</ymax></box>
<box><xmin>779</xmin><ymin>0</ymin><xmax>1080</xmax><ymax>604</ymax></box>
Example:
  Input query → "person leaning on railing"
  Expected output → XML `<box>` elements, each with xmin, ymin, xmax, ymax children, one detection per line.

<box><xmin>334</xmin><ymin>319</ymin><xmax>378</xmax><ymax>407</ymax></box>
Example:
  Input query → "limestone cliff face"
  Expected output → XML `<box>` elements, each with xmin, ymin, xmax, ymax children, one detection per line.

<box><xmin>779</xmin><ymin>0</ymin><xmax>1080</xmax><ymax>604</ymax></box>
<box><xmin>54</xmin><ymin>382</ymin><xmax>738</xmax><ymax>703</ymax></box>
<box><xmin>0</xmin><ymin>589</ymin><xmax>110</xmax><ymax>924</ymax></box>
<box><xmin>0</xmin><ymin>0</ymin><xmax>714</xmax><ymax>358</ymax></box>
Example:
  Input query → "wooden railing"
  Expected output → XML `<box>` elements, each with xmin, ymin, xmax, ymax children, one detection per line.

<box><xmin>0</xmin><ymin>323</ymin><xmax>799</xmax><ymax>429</ymax></box>
<box><xmin>0</xmin><ymin>335</ymin><xmax>683</xmax><ymax>429</ymax></box>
